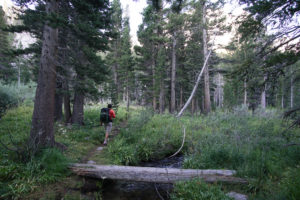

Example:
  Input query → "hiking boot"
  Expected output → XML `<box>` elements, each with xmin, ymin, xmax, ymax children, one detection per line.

<box><xmin>103</xmin><ymin>140</ymin><xmax>107</xmax><ymax>145</ymax></box>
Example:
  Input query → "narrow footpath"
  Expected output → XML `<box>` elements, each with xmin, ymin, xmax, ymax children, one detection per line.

<box><xmin>81</xmin><ymin>120</ymin><xmax>127</xmax><ymax>165</ymax></box>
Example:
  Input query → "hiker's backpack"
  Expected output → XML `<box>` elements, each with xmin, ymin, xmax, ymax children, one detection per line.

<box><xmin>100</xmin><ymin>108</ymin><xmax>110</xmax><ymax>123</ymax></box>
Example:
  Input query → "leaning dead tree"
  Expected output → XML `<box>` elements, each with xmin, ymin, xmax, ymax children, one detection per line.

<box><xmin>176</xmin><ymin>49</ymin><xmax>212</xmax><ymax>118</ymax></box>
<box><xmin>168</xmin><ymin>49</ymin><xmax>212</xmax><ymax>158</ymax></box>
<box><xmin>70</xmin><ymin>164</ymin><xmax>248</xmax><ymax>184</ymax></box>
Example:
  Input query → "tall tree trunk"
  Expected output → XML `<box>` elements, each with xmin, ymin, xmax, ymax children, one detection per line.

<box><xmin>72</xmin><ymin>90</ymin><xmax>84</xmax><ymax>125</ymax></box>
<box><xmin>290</xmin><ymin>76</ymin><xmax>294</xmax><ymax>108</ymax></box>
<box><xmin>191</xmin><ymin>97</ymin><xmax>195</xmax><ymax>116</ymax></box>
<box><xmin>54</xmin><ymin>79</ymin><xmax>63</xmax><ymax>122</ymax></box>
<box><xmin>18</xmin><ymin>65</ymin><xmax>21</xmax><ymax>88</ymax></box>
<box><xmin>180</xmin><ymin>85</ymin><xmax>183</xmax><ymax>109</ymax></box>
<box><xmin>176</xmin><ymin>49</ymin><xmax>212</xmax><ymax>118</ymax></box>
<box><xmin>202</xmin><ymin>2</ymin><xmax>211</xmax><ymax>114</ymax></box>
<box><xmin>196</xmin><ymin>97</ymin><xmax>200</xmax><ymax>115</ymax></box>
<box><xmin>218</xmin><ymin>73</ymin><xmax>223</xmax><ymax>107</ymax></box>
<box><xmin>159</xmin><ymin>79</ymin><xmax>165</xmax><ymax>114</ymax></box>
<box><xmin>170</xmin><ymin>33</ymin><xmax>177</xmax><ymax>113</ymax></box>
<box><xmin>281</xmin><ymin>91</ymin><xmax>284</xmax><ymax>109</ymax></box>
<box><xmin>152</xmin><ymin>48</ymin><xmax>156</xmax><ymax>111</ymax></box>
<box><xmin>261</xmin><ymin>76</ymin><xmax>266</xmax><ymax>109</ymax></box>
<box><xmin>30</xmin><ymin>0</ymin><xmax>58</xmax><ymax>148</ymax></box>
<box><xmin>243</xmin><ymin>80</ymin><xmax>247</xmax><ymax>105</ymax></box>
<box><xmin>281</xmin><ymin>80</ymin><xmax>284</xmax><ymax>109</ymax></box>
<box><xmin>63</xmin><ymin>79</ymin><xmax>72</xmax><ymax>123</ymax></box>
<box><xmin>113</xmin><ymin>41</ymin><xmax>119</xmax><ymax>98</ymax></box>
<box><xmin>126</xmin><ymin>75</ymin><xmax>130</xmax><ymax>119</ymax></box>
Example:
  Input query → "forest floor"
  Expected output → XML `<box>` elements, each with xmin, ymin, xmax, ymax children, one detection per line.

<box><xmin>24</xmin><ymin>121</ymin><xmax>127</xmax><ymax>200</ymax></box>
<box><xmin>2</xmin><ymin>106</ymin><xmax>299</xmax><ymax>200</ymax></box>
<box><xmin>81</xmin><ymin>120</ymin><xmax>128</xmax><ymax>165</ymax></box>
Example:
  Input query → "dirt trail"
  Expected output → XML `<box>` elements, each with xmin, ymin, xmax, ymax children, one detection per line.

<box><xmin>81</xmin><ymin>120</ymin><xmax>127</xmax><ymax>164</ymax></box>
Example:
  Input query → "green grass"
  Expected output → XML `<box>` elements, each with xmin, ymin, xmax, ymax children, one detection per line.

<box><xmin>1</xmin><ymin>103</ymin><xmax>299</xmax><ymax>199</ymax></box>
<box><xmin>0</xmin><ymin>103</ymin><xmax>129</xmax><ymax>199</ymax></box>
<box><xmin>171</xmin><ymin>179</ymin><xmax>233</xmax><ymax>200</ymax></box>
<box><xmin>106</xmin><ymin>107</ymin><xmax>300</xmax><ymax>200</ymax></box>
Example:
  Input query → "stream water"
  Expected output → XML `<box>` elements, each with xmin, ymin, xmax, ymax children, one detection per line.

<box><xmin>101</xmin><ymin>155</ymin><xmax>184</xmax><ymax>200</ymax></box>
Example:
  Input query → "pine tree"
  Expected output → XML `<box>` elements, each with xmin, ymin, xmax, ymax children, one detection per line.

<box><xmin>119</xmin><ymin>16</ymin><xmax>134</xmax><ymax>116</ymax></box>
<box><xmin>106</xmin><ymin>0</ymin><xmax>123</xmax><ymax>111</ymax></box>
<box><xmin>11</xmin><ymin>0</ymin><xmax>112</xmax><ymax>148</ymax></box>
<box><xmin>0</xmin><ymin>6</ymin><xmax>13</xmax><ymax>82</ymax></box>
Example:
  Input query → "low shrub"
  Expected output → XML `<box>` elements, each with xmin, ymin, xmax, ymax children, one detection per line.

<box><xmin>0</xmin><ymin>87</ymin><xmax>19</xmax><ymax>117</ymax></box>
<box><xmin>0</xmin><ymin>83</ymin><xmax>36</xmax><ymax>117</ymax></box>
<box><xmin>280</xmin><ymin>166</ymin><xmax>300</xmax><ymax>200</ymax></box>
<box><xmin>0</xmin><ymin>148</ymin><xmax>69</xmax><ymax>199</ymax></box>
<box><xmin>107</xmin><ymin>110</ymin><xmax>185</xmax><ymax>165</ymax></box>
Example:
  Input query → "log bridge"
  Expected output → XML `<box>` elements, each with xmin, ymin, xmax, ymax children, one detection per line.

<box><xmin>70</xmin><ymin>164</ymin><xmax>248</xmax><ymax>184</ymax></box>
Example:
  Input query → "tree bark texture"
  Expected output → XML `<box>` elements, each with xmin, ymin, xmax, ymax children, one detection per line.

<box><xmin>170</xmin><ymin>33</ymin><xmax>177</xmax><ymax>113</ymax></box>
<box><xmin>72</xmin><ymin>91</ymin><xmax>84</xmax><ymax>125</ymax></box>
<box><xmin>203</xmin><ymin>2</ymin><xmax>211</xmax><ymax>114</ymax></box>
<box><xmin>30</xmin><ymin>0</ymin><xmax>58</xmax><ymax>148</ymax></box>
<box><xmin>70</xmin><ymin>164</ymin><xmax>248</xmax><ymax>184</ymax></box>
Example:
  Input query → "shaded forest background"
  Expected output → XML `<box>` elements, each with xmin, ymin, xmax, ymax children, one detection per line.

<box><xmin>0</xmin><ymin>0</ymin><xmax>299</xmax><ymax>199</ymax></box>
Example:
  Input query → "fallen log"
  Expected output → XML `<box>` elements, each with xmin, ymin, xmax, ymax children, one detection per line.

<box><xmin>70</xmin><ymin>164</ymin><xmax>248</xmax><ymax>184</ymax></box>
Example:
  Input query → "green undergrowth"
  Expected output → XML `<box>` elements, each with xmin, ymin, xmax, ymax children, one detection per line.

<box><xmin>0</xmin><ymin>82</ymin><xmax>36</xmax><ymax>118</ymax></box>
<box><xmin>107</xmin><ymin>107</ymin><xmax>300</xmax><ymax>200</ymax></box>
<box><xmin>171</xmin><ymin>179</ymin><xmax>233</xmax><ymax>200</ymax></box>
<box><xmin>0</xmin><ymin>104</ymin><xmax>129</xmax><ymax>199</ymax></box>
<box><xmin>107</xmin><ymin>110</ymin><xmax>184</xmax><ymax>165</ymax></box>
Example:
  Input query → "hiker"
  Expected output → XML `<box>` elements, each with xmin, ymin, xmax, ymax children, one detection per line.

<box><xmin>100</xmin><ymin>104</ymin><xmax>116</xmax><ymax>145</ymax></box>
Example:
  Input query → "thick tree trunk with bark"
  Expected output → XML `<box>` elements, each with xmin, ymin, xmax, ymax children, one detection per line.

<box><xmin>202</xmin><ymin>3</ymin><xmax>211</xmax><ymax>114</ymax></box>
<box><xmin>30</xmin><ymin>0</ymin><xmax>58</xmax><ymax>148</ymax></box>
<box><xmin>70</xmin><ymin>164</ymin><xmax>248</xmax><ymax>184</ymax></box>
<box><xmin>170</xmin><ymin>33</ymin><xmax>177</xmax><ymax>113</ymax></box>
<box><xmin>72</xmin><ymin>91</ymin><xmax>84</xmax><ymax>125</ymax></box>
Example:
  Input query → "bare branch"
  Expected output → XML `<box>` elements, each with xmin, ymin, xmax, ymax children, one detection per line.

<box><xmin>176</xmin><ymin>49</ymin><xmax>212</xmax><ymax>118</ymax></box>
<box><xmin>168</xmin><ymin>126</ymin><xmax>186</xmax><ymax>158</ymax></box>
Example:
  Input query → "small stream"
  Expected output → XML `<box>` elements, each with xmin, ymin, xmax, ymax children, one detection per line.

<box><xmin>101</xmin><ymin>155</ymin><xmax>184</xmax><ymax>200</ymax></box>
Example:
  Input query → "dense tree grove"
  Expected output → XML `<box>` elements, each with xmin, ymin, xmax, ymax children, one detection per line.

<box><xmin>0</xmin><ymin>6</ymin><xmax>12</xmax><ymax>82</ymax></box>
<box><xmin>0</xmin><ymin>0</ymin><xmax>299</xmax><ymax>147</ymax></box>
<box><xmin>0</xmin><ymin>0</ymin><xmax>300</xmax><ymax>199</ymax></box>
